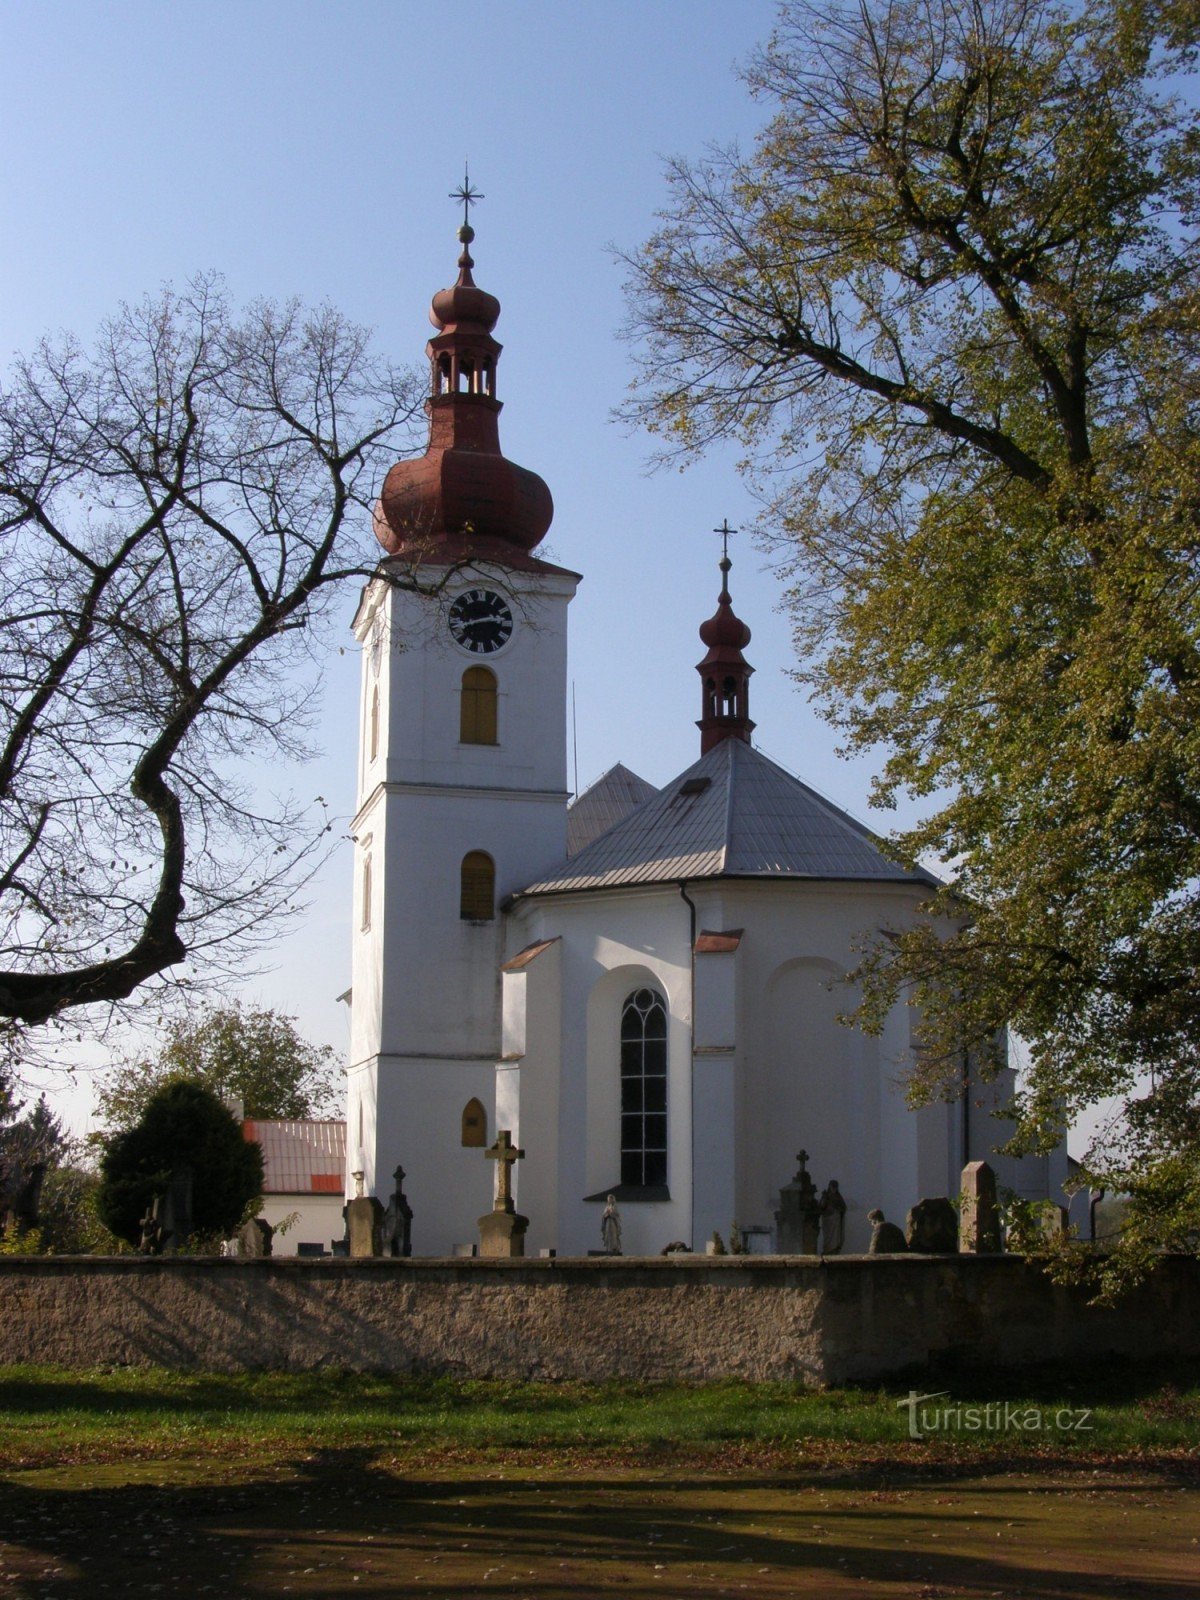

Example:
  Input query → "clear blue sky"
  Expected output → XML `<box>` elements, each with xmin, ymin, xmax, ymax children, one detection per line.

<box><xmin>2</xmin><ymin>0</ymin><xmax>932</xmax><ymax>1125</ymax></box>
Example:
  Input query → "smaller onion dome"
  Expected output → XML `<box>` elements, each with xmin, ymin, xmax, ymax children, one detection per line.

<box><xmin>430</xmin><ymin>228</ymin><xmax>501</xmax><ymax>332</ymax></box>
<box><xmin>696</xmin><ymin>552</ymin><xmax>755</xmax><ymax>755</ymax></box>
<box><xmin>699</xmin><ymin>558</ymin><xmax>752</xmax><ymax>650</ymax></box>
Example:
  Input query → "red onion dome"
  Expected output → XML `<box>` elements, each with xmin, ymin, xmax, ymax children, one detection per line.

<box><xmin>430</xmin><ymin>229</ymin><xmax>500</xmax><ymax>332</ymax></box>
<box><xmin>699</xmin><ymin>562</ymin><xmax>752</xmax><ymax>650</ymax></box>
<box><xmin>377</xmin><ymin>451</ymin><xmax>553</xmax><ymax>554</ymax></box>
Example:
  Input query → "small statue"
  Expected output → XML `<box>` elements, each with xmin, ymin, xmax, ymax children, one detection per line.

<box><xmin>820</xmin><ymin>1179</ymin><xmax>847</xmax><ymax>1255</ymax></box>
<box><xmin>601</xmin><ymin>1194</ymin><xmax>622</xmax><ymax>1255</ymax></box>
<box><xmin>868</xmin><ymin>1207</ymin><xmax>909</xmax><ymax>1254</ymax></box>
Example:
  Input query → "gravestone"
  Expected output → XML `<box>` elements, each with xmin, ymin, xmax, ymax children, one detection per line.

<box><xmin>237</xmin><ymin>1216</ymin><xmax>274</xmax><ymax>1257</ymax></box>
<box><xmin>867</xmin><ymin>1208</ymin><xmax>908</xmax><ymax>1254</ymax></box>
<box><xmin>600</xmin><ymin>1194</ymin><xmax>622</xmax><ymax>1255</ymax></box>
<box><xmin>775</xmin><ymin>1149</ymin><xmax>822</xmax><ymax>1254</ymax></box>
<box><xmin>819</xmin><ymin>1180</ymin><xmax>847</xmax><ymax>1254</ymax></box>
<box><xmin>477</xmin><ymin>1130</ymin><xmax>529</xmax><ymax>1257</ymax></box>
<box><xmin>159</xmin><ymin>1165</ymin><xmax>194</xmax><ymax>1254</ymax></box>
<box><xmin>1033</xmin><ymin>1199</ymin><xmax>1069</xmax><ymax>1241</ymax></box>
<box><xmin>381</xmin><ymin>1165</ymin><xmax>414</xmax><ymax>1257</ymax></box>
<box><xmin>959</xmin><ymin>1160</ymin><xmax>1002</xmax><ymax>1253</ymax></box>
<box><xmin>347</xmin><ymin>1193</ymin><xmax>384</xmax><ymax>1257</ymax></box>
<box><xmin>906</xmin><ymin>1197</ymin><xmax>958</xmax><ymax>1253</ymax></box>
<box><xmin>138</xmin><ymin>1196</ymin><xmax>164</xmax><ymax>1255</ymax></box>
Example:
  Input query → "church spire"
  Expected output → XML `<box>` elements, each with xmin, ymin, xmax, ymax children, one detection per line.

<box><xmin>696</xmin><ymin>522</ymin><xmax>755</xmax><ymax>755</ymax></box>
<box><xmin>374</xmin><ymin>177</ymin><xmax>553</xmax><ymax>563</ymax></box>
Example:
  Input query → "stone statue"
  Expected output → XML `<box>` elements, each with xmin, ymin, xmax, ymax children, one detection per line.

<box><xmin>601</xmin><ymin>1194</ymin><xmax>622</xmax><ymax>1255</ymax></box>
<box><xmin>775</xmin><ymin>1148</ymin><xmax>822</xmax><ymax>1253</ymax></box>
<box><xmin>819</xmin><ymin>1180</ymin><xmax>847</xmax><ymax>1254</ymax></box>
<box><xmin>868</xmin><ymin>1208</ymin><xmax>909</xmax><ymax>1254</ymax></box>
<box><xmin>138</xmin><ymin>1196</ymin><xmax>164</xmax><ymax>1255</ymax></box>
<box><xmin>382</xmin><ymin>1165</ymin><xmax>414</xmax><ymax>1257</ymax></box>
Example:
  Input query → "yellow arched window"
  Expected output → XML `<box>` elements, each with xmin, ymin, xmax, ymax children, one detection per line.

<box><xmin>461</xmin><ymin>1098</ymin><xmax>487</xmax><ymax>1147</ymax></box>
<box><xmin>460</xmin><ymin>851</ymin><xmax>495</xmax><ymax>921</ymax></box>
<box><xmin>460</xmin><ymin>666</ymin><xmax>498</xmax><ymax>745</ymax></box>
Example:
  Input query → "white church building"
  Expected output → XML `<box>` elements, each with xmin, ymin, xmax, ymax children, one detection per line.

<box><xmin>345</xmin><ymin>217</ymin><xmax>1067</xmax><ymax>1258</ymax></box>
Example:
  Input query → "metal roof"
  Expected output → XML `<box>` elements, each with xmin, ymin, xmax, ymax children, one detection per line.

<box><xmin>567</xmin><ymin>763</ymin><xmax>659</xmax><ymax>856</ymax></box>
<box><xmin>243</xmin><ymin>1119</ymin><xmax>346</xmax><ymax>1196</ymax></box>
<box><xmin>519</xmin><ymin>738</ymin><xmax>940</xmax><ymax>895</ymax></box>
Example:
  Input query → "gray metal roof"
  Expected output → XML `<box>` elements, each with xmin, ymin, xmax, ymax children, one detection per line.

<box><xmin>519</xmin><ymin>738</ymin><xmax>940</xmax><ymax>895</ymax></box>
<box><xmin>567</xmin><ymin>763</ymin><xmax>659</xmax><ymax>856</ymax></box>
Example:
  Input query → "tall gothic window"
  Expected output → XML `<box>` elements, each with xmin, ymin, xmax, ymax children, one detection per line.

<box><xmin>460</xmin><ymin>666</ymin><xmax>498</xmax><ymax>745</ymax></box>
<box><xmin>460</xmin><ymin>851</ymin><xmax>495</xmax><ymax>921</ymax></box>
<box><xmin>620</xmin><ymin>987</ymin><xmax>667</xmax><ymax>1187</ymax></box>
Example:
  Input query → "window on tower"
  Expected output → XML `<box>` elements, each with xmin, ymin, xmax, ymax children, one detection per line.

<box><xmin>460</xmin><ymin>665</ymin><xmax>498</xmax><ymax>745</ymax></box>
<box><xmin>620</xmin><ymin>988</ymin><xmax>668</xmax><ymax>1187</ymax></box>
<box><xmin>460</xmin><ymin>851</ymin><xmax>495</xmax><ymax>920</ymax></box>
<box><xmin>369</xmin><ymin>685</ymin><xmax>380</xmax><ymax>762</ymax></box>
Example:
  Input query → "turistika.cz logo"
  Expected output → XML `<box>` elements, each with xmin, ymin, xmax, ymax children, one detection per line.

<box><xmin>897</xmin><ymin>1391</ymin><xmax>1094</xmax><ymax>1440</ymax></box>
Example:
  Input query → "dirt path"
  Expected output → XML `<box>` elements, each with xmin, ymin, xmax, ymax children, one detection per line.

<box><xmin>1</xmin><ymin>1454</ymin><xmax>1197</xmax><ymax>1598</ymax></box>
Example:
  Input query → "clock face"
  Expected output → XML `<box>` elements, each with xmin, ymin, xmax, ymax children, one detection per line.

<box><xmin>448</xmin><ymin>589</ymin><xmax>514</xmax><ymax>655</ymax></box>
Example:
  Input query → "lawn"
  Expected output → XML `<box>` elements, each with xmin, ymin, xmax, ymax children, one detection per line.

<box><xmin>0</xmin><ymin>1364</ymin><xmax>1197</xmax><ymax>1597</ymax></box>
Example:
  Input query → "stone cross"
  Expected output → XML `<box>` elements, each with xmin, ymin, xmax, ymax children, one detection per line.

<box><xmin>485</xmin><ymin>1130</ymin><xmax>524</xmax><ymax>1213</ymax></box>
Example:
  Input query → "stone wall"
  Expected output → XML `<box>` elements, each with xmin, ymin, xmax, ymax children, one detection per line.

<box><xmin>1</xmin><ymin>1254</ymin><xmax>1197</xmax><ymax>1385</ymax></box>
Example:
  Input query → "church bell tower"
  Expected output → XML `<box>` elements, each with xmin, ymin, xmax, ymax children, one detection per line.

<box><xmin>347</xmin><ymin>195</ymin><xmax>579</xmax><ymax>1250</ymax></box>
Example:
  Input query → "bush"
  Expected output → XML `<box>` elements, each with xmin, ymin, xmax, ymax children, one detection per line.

<box><xmin>96</xmin><ymin>1080</ymin><xmax>263</xmax><ymax>1247</ymax></box>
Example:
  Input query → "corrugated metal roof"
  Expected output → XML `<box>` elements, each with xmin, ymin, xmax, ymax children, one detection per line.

<box><xmin>567</xmin><ymin>763</ymin><xmax>659</xmax><ymax>856</ymax></box>
<box><xmin>519</xmin><ymin>739</ymin><xmax>940</xmax><ymax>895</ymax></box>
<box><xmin>243</xmin><ymin>1118</ymin><xmax>346</xmax><ymax>1196</ymax></box>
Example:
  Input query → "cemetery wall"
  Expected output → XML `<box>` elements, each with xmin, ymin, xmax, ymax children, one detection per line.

<box><xmin>1</xmin><ymin>1254</ymin><xmax>1197</xmax><ymax>1385</ymax></box>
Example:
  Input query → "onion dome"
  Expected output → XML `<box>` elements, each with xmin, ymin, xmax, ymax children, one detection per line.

<box><xmin>697</xmin><ymin>552</ymin><xmax>755</xmax><ymax>754</ymax></box>
<box><xmin>699</xmin><ymin>559</ymin><xmax>752</xmax><ymax>650</ymax></box>
<box><xmin>375</xmin><ymin>222</ymin><xmax>554</xmax><ymax>561</ymax></box>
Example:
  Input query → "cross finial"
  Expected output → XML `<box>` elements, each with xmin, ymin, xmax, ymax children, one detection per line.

<box><xmin>713</xmin><ymin>518</ymin><xmax>737</xmax><ymax>568</ymax></box>
<box><xmin>796</xmin><ymin>1149</ymin><xmax>809</xmax><ymax>1170</ymax></box>
<box><xmin>450</xmin><ymin>163</ymin><xmax>484</xmax><ymax>236</ymax></box>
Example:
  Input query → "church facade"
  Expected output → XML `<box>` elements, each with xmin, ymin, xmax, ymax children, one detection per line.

<box><xmin>346</xmin><ymin>218</ymin><xmax>1067</xmax><ymax>1257</ymax></box>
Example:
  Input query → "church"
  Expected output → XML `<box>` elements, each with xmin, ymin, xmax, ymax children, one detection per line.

<box><xmin>345</xmin><ymin>214</ymin><xmax>1068</xmax><ymax>1258</ymax></box>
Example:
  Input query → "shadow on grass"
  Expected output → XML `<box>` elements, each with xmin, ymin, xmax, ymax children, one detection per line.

<box><xmin>1</xmin><ymin>1444</ymin><xmax>1199</xmax><ymax>1599</ymax></box>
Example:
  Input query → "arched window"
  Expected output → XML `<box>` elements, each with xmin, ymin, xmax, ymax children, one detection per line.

<box><xmin>460</xmin><ymin>851</ymin><xmax>495</xmax><ymax>921</ymax></box>
<box><xmin>461</xmin><ymin>1097</ymin><xmax>487</xmax><ymax>1147</ymax></box>
<box><xmin>460</xmin><ymin>666</ymin><xmax>498</xmax><ymax>745</ymax></box>
<box><xmin>620</xmin><ymin>987</ymin><xmax>668</xmax><ymax>1186</ymax></box>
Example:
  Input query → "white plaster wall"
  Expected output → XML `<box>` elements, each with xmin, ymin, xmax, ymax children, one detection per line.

<box><xmin>346</xmin><ymin>559</ymin><xmax>577</xmax><ymax>1255</ymax></box>
<box><xmin>258</xmin><ymin>1195</ymin><xmax>345</xmax><ymax>1256</ymax></box>
<box><xmin>507</xmin><ymin>889</ymin><xmax>694</xmax><ymax>1258</ymax></box>
<box><xmin>497</xmin><ymin>941</ymin><xmax>562</xmax><ymax>1255</ymax></box>
<box><xmin>372</xmin><ymin>1055</ymin><xmax>496</xmax><ymax>1254</ymax></box>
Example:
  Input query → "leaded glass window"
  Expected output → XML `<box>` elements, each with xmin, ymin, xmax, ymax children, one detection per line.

<box><xmin>620</xmin><ymin>987</ymin><xmax>667</xmax><ymax>1187</ymax></box>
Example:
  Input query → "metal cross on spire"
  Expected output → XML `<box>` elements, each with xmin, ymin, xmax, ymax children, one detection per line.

<box><xmin>450</xmin><ymin>164</ymin><xmax>484</xmax><ymax>232</ymax></box>
<box><xmin>713</xmin><ymin>518</ymin><xmax>737</xmax><ymax>565</ymax></box>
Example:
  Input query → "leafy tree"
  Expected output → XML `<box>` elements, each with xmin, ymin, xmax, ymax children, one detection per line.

<box><xmin>96</xmin><ymin>1078</ymin><xmax>263</xmax><ymax>1246</ymax></box>
<box><xmin>0</xmin><ymin>275</ymin><xmax>430</xmax><ymax>1041</ymax></box>
<box><xmin>96</xmin><ymin>1001</ymin><xmax>340</xmax><ymax>1132</ymax></box>
<box><xmin>623</xmin><ymin>0</ymin><xmax>1200</xmax><ymax>1258</ymax></box>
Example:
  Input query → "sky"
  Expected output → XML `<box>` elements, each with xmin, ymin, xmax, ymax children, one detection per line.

<box><xmin>0</xmin><ymin>0</ymin><xmax>1017</xmax><ymax>1135</ymax></box>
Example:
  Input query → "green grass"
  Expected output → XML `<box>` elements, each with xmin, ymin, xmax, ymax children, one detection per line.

<box><xmin>1</xmin><ymin>1362</ymin><xmax>1197</xmax><ymax>1466</ymax></box>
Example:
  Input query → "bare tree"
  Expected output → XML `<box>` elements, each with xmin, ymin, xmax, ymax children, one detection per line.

<box><xmin>0</xmin><ymin>274</ymin><xmax>426</xmax><ymax>1037</ymax></box>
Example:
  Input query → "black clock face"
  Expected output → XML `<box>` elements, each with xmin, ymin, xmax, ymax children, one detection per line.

<box><xmin>448</xmin><ymin>589</ymin><xmax>514</xmax><ymax>654</ymax></box>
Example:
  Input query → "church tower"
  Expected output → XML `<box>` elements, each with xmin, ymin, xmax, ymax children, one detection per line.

<box><xmin>347</xmin><ymin>202</ymin><xmax>579</xmax><ymax>1247</ymax></box>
